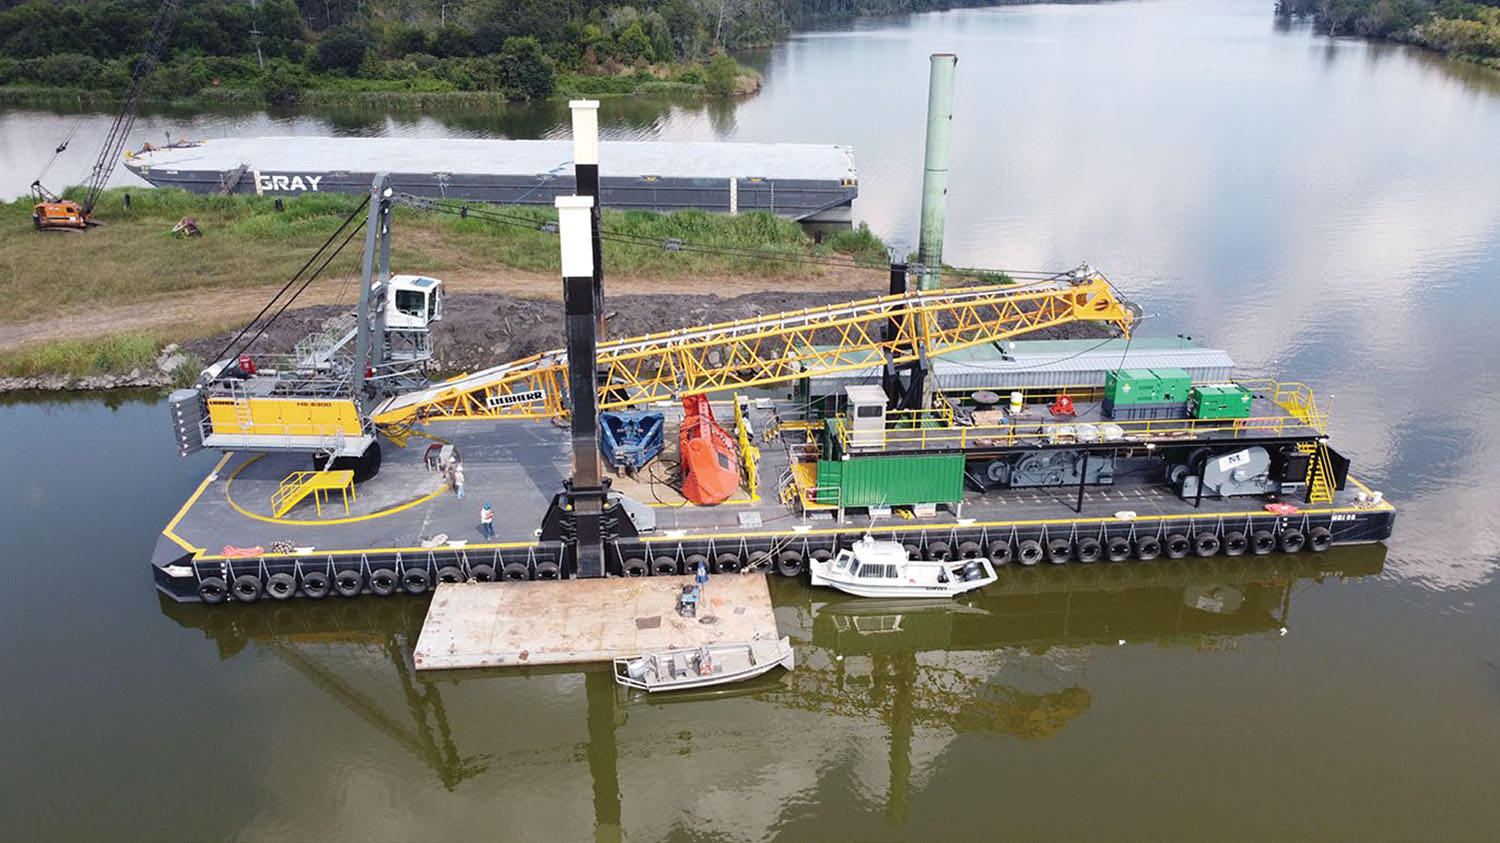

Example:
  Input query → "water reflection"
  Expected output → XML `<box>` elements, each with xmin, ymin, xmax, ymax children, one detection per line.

<box><xmin>156</xmin><ymin>545</ymin><xmax>1383</xmax><ymax>833</ymax></box>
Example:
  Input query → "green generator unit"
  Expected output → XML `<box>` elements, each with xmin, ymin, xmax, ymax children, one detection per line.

<box><xmin>1190</xmin><ymin>384</ymin><xmax>1253</xmax><ymax>420</ymax></box>
<box><xmin>1103</xmin><ymin>367</ymin><xmax>1193</xmax><ymax>419</ymax></box>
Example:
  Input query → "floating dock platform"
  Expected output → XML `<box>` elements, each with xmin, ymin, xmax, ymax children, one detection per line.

<box><xmin>412</xmin><ymin>574</ymin><xmax>777</xmax><ymax>670</ymax></box>
<box><xmin>124</xmin><ymin>137</ymin><xmax>859</xmax><ymax>222</ymax></box>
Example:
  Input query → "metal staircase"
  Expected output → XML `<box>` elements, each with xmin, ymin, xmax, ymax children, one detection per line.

<box><xmin>1300</xmin><ymin>442</ymin><xmax>1335</xmax><ymax>504</ymax></box>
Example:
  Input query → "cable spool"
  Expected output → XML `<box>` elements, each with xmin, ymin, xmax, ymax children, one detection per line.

<box><xmin>334</xmin><ymin>569</ymin><xmax>363</xmax><ymax>597</ymax></box>
<box><xmin>1106</xmin><ymin>536</ymin><xmax>1131</xmax><ymax>562</ymax></box>
<box><xmin>1308</xmin><ymin>526</ymin><xmax>1332</xmax><ymax>552</ymax></box>
<box><xmin>502</xmin><ymin>561</ymin><xmax>530</xmax><ymax>581</ymax></box>
<box><xmin>1222</xmin><ymin>531</ymin><xmax>1248</xmax><ymax>557</ymax></box>
<box><xmin>300</xmin><ymin>569</ymin><xmax>332</xmax><ymax>598</ymax></box>
<box><xmin>1046</xmin><ymin>538</ymin><xmax>1071</xmax><ymax>564</ymax></box>
<box><xmin>1134</xmin><ymin>534</ymin><xmax>1162</xmax><ymax>560</ymax></box>
<box><xmin>1193</xmin><ymin>533</ymin><xmax>1220</xmax><ymax>558</ymax></box>
<box><xmin>1164</xmin><ymin>533</ymin><xmax>1191</xmax><ymax>559</ymax></box>
<box><xmin>622</xmin><ymin>556</ymin><xmax>649</xmax><ymax>578</ymax></box>
<box><xmin>368</xmin><ymin>568</ymin><xmax>398</xmax><ymax>596</ymax></box>
<box><xmin>197</xmin><ymin>576</ymin><xmax>228</xmax><ymax>604</ymax></box>
<box><xmin>1075</xmin><ymin>536</ymin><xmax>1102</xmax><ymax>563</ymax></box>
<box><xmin>231</xmin><ymin>574</ymin><xmax>263</xmax><ymax>602</ymax></box>
<box><xmin>653</xmin><ymin>556</ymin><xmax>680</xmax><ymax>576</ymax></box>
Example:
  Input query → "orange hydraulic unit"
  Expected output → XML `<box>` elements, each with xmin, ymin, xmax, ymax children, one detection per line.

<box><xmin>679</xmin><ymin>395</ymin><xmax>741</xmax><ymax>505</ymax></box>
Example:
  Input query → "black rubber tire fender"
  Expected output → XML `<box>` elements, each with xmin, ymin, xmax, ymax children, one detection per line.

<box><xmin>1046</xmin><ymin>537</ymin><xmax>1072</xmax><ymax>564</ymax></box>
<box><xmin>1279</xmin><ymin>528</ymin><xmax>1306</xmax><ymax>554</ymax></box>
<box><xmin>197</xmin><ymin>576</ymin><xmax>228</xmax><ymax>604</ymax></box>
<box><xmin>1017</xmin><ymin>539</ymin><xmax>1044</xmax><ymax>566</ymax></box>
<box><xmin>231</xmin><ymin>574</ymin><xmax>263</xmax><ymax>602</ymax></box>
<box><xmin>987</xmin><ymin>541</ymin><xmax>1013</xmax><ymax>566</ymax></box>
<box><xmin>1076</xmin><ymin>536</ymin><xmax>1103</xmax><ymax>564</ymax></box>
<box><xmin>334</xmin><ymin>569</ymin><xmax>363</xmax><ymax>597</ymax></box>
<box><xmin>902</xmin><ymin>542</ymin><xmax>921</xmax><ymax>560</ymax></box>
<box><xmin>775</xmin><ymin>550</ymin><xmax>805</xmax><ymax>578</ymax></box>
<box><xmin>715</xmin><ymin>553</ymin><xmax>742</xmax><ymax>573</ymax></box>
<box><xmin>1222</xmin><ymin>531</ymin><xmax>1248</xmax><ymax>557</ymax></box>
<box><xmin>1164</xmin><ymin>533</ymin><xmax>1191</xmax><ymax>560</ymax></box>
<box><xmin>747</xmin><ymin>550</ymin><xmax>771</xmax><ymax>571</ymax></box>
<box><xmin>1308</xmin><ymin>526</ymin><xmax>1333</xmax><ymax>552</ymax></box>
<box><xmin>809</xmin><ymin>548</ymin><xmax>833</xmax><ymax>564</ymax></box>
<box><xmin>622</xmin><ymin>556</ymin><xmax>649</xmax><ymax>578</ymax></box>
<box><xmin>652</xmin><ymin>556</ymin><xmax>679</xmax><ymax>576</ymax></box>
<box><xmin>1106</xmin><ymin>536</ymin><xmax>1132</xmax><ymax>562</ymax></box>
<box><xmin>469</xmin><ymin>563</ymin><xmax>495</xmax><ymax>582</ymax></box>
<box><xmin>436</xmin><ymin>565</ymin><xmax>465</xmax><ymax>584</ymax></box>
<box><xmin>1250</xmin><ymin>530</ymin><xmax>1276</xmax><ymax>555</ymax></box>
<box><xmin>684</xmin><ymin>553</ymin><xmax>710</xmax><ymax>576</ymax></box>
<box><xmin>1192</xmin><ymin>532</ymin><xmax>1221</xmax><ymax>558</ymax></box>
<box><xmin>1134</xmin><ymin>534</ymin><xmax>1162</xmax><ymax>561</ymax></box>
<box><xmin>926</xmin><ymin>540</ymin><xmax>952</xmax><ymax>561</ymax></box>
<box><xmin>265</xmin><ymin>572</ymin><xmax>297</xmax><ymax>600</ymax></box>
<box><xmin>300</xmin><ymin>569</ymin><xmax>332</xmax><ymax>599</ymax></box>
<box><xmin>401</xmin><ymin>567</ymin><xmax>431</xmax><ymax>595</ymax></box>
<box><xmin>534</xmin><ymin>558</ymin><xmax>561</xmax><ymax>580</ymax></box>
<box><xmin>501</xmin><ymin>561</ymin><xmax>530</xmax><ymax>581</ymax></box>
<box><xmin>368</xmin><ymin>568</ymin><xmax>399</xmax><ymax>596</ymax></box>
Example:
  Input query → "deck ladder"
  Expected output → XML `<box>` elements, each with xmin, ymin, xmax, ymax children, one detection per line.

<box><xmin>1299</xmin><ymin>442</ymin><xmax>1335</xmax><ymax>504</ymax></box>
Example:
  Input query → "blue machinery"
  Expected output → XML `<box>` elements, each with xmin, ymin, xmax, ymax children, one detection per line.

<box><xmin>600</xmin><ymin>410</ymin><xmax>665</xmax><ymax>475</ymax></box>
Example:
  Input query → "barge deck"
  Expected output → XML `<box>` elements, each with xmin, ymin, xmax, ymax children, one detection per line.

<box><xmin>151</xmin><ymin>401</ymin><xmax>1396</xmax><ymax>603</ymax></box>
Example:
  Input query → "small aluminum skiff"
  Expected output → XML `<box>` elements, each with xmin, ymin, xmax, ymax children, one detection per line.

<box><xmin>809</xmin><ymin>536</ymin><xmax>998</xmax><ymax>598</ymax></box>
<box><xmin>613</xmin><ymin>636</ymin><xmax>795</xmax><ymax>692</ymax></box>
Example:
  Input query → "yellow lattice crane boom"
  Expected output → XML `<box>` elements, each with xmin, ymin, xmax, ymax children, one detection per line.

<box><xmin>371</xmin><ymin>269</ymin><xmax>1135</xmax><ymax>427</ymax></box>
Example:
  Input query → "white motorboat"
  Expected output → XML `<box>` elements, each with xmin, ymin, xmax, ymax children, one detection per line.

<box><xmin>808</xmin><ymin>535</ymin><xmax>998</xmax><ymax>598</ymax></box>
<box><xmin>613</xmin><ymin>636</ymin><xmax>795</xmax><ymax>692</ymax></box>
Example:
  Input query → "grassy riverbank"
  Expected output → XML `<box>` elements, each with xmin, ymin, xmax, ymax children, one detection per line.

<box><xmin>0</xmin><ymin>188</ymin><xmax>886</xmax><ymax>380</ymax></box>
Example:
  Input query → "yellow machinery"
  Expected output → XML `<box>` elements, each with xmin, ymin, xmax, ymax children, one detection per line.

<box><xmin>371</xmin><ymin>271</ymin><xmax>1135</xmax><ymax>427</ymax></box>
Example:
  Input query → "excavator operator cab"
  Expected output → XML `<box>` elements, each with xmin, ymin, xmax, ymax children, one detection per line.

<box><xmin>386</xmin><ymin>275</ymin><xmax>444</xmax><ymax>330</ymax></box>
<box><xmin>31</xmin><ymin>182</ymin><xmax>87</xmax><ymax>230</ymax></box>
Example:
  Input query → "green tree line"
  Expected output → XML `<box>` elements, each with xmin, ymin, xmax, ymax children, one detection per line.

<box><xmin>0</xmin><ymin>0</ymin><xmax>1082</xmax><ymax>105</ymax></box>
<box><xmin>1276</xmin><ymin>0</ymin><xmax>1500</xmax><ymax>67</ymax></box>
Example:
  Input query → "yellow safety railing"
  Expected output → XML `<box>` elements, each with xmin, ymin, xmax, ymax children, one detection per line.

<box><xmin>1299</xmin><ymin>441</ymin><xmax>1336</xmax><ymax>504</ymax></box>
<box><xmin>732</xmin><ymin>396</ymin><xmax>762</xmax><ymax>503</ymax></box>
<box><xmin>834</xmin><ymin>378</ymin><xmax>1328</xmax><ymax>452</ymax></box>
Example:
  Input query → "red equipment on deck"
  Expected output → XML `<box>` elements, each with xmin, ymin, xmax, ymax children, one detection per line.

<box><xmin>1050</xmin><ymin>394</ymin><xmax>1076</xmax><ymax>417</ymax></box>
<box><xmin>679</xmin><ymin>395</ymin><xmax>741</xmax><ymax>505</ymax></box>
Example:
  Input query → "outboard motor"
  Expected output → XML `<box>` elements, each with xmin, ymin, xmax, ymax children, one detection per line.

<box><xmin>962</xmin><ymin>560</ymin><xmax>984</xmax><ymax>581</ymax></box>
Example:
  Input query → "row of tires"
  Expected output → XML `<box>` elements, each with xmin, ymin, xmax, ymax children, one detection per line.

<box><xmin>195</xmin><ymin>556</ymin><xmax>565</xmax><ymax>604</ymax></box>
<box><xmin>194</xmin><ymin>524</ymin><xmax>1336</xmax><ymax>602</ymax></box>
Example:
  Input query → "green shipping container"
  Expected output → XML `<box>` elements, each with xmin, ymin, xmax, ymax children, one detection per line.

<box><xmin>1149</xmin><ymin>367</ymin><xmax>1192</xmax><ymax>403</ymax></box>
<box><xmin>1190</xmin><ymin>384</ymin><xmax>1253</xmax><ymax>419</ymax></box>
<box><xmin>816</xmin><ymin>454</ymin><xmax>965</xmax><ymax>507</ymax></box>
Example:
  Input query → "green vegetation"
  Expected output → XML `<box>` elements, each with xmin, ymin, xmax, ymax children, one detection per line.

<box><xmin>1277</xmin><ymin>0</ymin><xmax>1500</xmax><ymax>69</ymax></box>
<box><xmin>0</xmin><ymin>332</ymin><xmax>162</xmax><ymax>378</ymax></box>
<box><xmin>0</xmin><ymin>187</ymin><xmax>889</xmax><ymax>378</ymax></box>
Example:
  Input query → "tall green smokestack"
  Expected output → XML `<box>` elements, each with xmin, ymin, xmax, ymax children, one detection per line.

<box><xmin>917</xmin><ymin>53</ymin><xmax>956</xmax><ymax>291</ymax></box>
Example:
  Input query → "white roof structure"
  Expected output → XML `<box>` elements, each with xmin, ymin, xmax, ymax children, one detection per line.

<box><xmin>127</xmin><ymin>136</ymin><xmax>858</xmax><ymax>181</ymax></box>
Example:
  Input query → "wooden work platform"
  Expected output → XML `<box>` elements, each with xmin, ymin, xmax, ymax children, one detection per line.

<box><xmin>412</xmin><ymin>573</ymin><xmax>778</xmax><ymax>671</ymax></box>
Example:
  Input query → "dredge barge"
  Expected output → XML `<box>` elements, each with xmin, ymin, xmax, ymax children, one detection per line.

<box><xmin>123</xmin><ymin>136</ymin><xmax>858</xmax><ymax>222</ymax></box>
<box><xmin>149</xmin><ymin>102</ymin><xmax>1395</xmax><ymax>605</ymax></box>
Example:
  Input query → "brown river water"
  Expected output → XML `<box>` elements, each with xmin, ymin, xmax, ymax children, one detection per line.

<box><xmin>3</xmin><ymin>0</ymin><xmax>1500</xmax><ymax>838</ymax></box>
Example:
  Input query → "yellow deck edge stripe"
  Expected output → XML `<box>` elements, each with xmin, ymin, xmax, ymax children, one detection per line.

<box><xmin>161</xmin><ymin>452</ymin><xmax>232</xmax><ymax>555</ymax></box>
<box><xmin>224</xmin><ymin>454</ymin><xmax>450</xmax><ymax>526</ymax></box>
